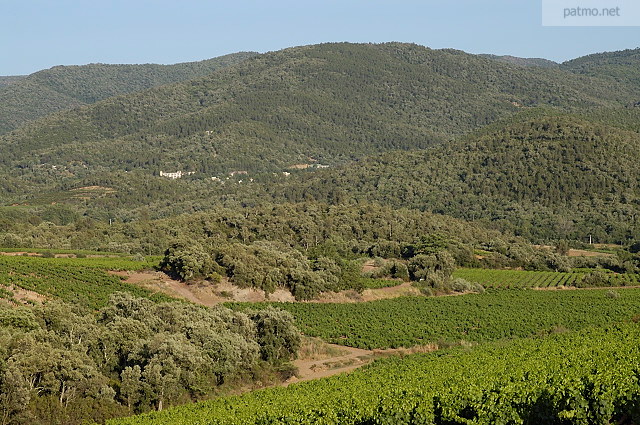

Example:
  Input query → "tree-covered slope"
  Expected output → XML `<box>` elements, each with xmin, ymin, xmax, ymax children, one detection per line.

<box><xmin>255</xmin><ymin>112</ymin><xmax>640</xmax><ymax>243</ymax></box>
<box><xmin>0</xmin><ymin>75</ymin><xmax>26</xmax><ymax>87</ymax></box>
<box><xmin>1</xmin><ymin>42</ymin><xmax>638</xmax><ymax>179</ymax></box>
<box><xmin>0</xmin><ymin>52</ymin><xmax>257</xmax><ymax>134</ymax></box>
<box><xmin>480</xmin><ymin>54</ymin><xmax>559</xmax><ymax>68</ymax></box>
<box><xmin>561</xmin><ymin>48</ymin><xmax>640</xmax><ymax>99</ymax></box>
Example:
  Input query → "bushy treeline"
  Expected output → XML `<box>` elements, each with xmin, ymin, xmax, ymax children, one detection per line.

<box><xmin>152</xmin><ymin>203</ymin><xmax>588</xmax><ymax>298</ymax></box>
<box><xmin>0</xmin><ymin>293</ymin><xmax>300</xmax><ymax>425</ymax></box>
<box><xmin>0</xmin><ymin>202</ymin><xmax>506</xmax><ymax>255</ymax></box>
<box><xmin>4</xmin><ymin>200</ymin><xmax>637</xmax><ymax>297</ymax></box>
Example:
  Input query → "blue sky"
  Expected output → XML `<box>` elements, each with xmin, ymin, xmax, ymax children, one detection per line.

<box><xmin>2</xmin><ymin>0</ymin><xmax>639</xmax><ymax>75</ymax></box>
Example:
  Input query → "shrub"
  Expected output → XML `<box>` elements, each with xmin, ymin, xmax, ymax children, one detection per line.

<box><xmin>606</xmin><ymin>289</ymin><xmax>621</xmax><ymax>299</ymax></box>
<box><xmin>159</xmin><ymin>240</ymin><xmax>215</xmax><ymax>281</ymax></box>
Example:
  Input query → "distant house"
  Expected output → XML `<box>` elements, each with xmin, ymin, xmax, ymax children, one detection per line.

<box><xmin>159</xmin><ymin>170</ymin><xmax>195</xmax><ymax>179</ymax></box>
<box><xmin>229</xmin><ymin>170</ymin><xmax>248</xmax><ymax>177</ymax></box>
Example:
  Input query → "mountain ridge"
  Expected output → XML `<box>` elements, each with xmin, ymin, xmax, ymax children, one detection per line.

<box><xmin>2</xmin><ymin>42</ymin><xmax>638</xmax><ymax>178</ymax></box>
<box><xmin>0</xmin><ymin>52</ymin><xmax>258</xmax><ymax>134</ymax></box>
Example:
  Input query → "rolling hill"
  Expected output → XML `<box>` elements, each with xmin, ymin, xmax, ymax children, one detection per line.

<box><xmin>0</xmin><ymin>52</ymin><xmax>257</xmax><ymax>134</ymax></box>
<box><xmin>561</xmin><ymin>47</ymin><xmax>640</xmax><ymax>94</ymax></box>
<box><xmin>1</xmin><ymin>42</ymin><xmax>639</xmax><ymax>182</ymax></box>
<box><xmin>246</xmin><ymin>112</ymin><xmax>640</xmax><ymax>243</ymax></box>
<box><xmin>1</xmin><ymin>43</ymin><xmax>640</xmax><ymax>244</ymax></box>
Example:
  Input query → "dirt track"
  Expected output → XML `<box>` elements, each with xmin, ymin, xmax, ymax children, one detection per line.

<box><xmin>286</xmin><ymin>340</ymin><xmax>438</xmax><ymax>384</ymax></box>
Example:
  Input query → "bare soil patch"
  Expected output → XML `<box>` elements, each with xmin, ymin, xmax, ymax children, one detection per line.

<box><xmin>118</xmin><ymin>270</ymin><xmax>424</xmax><ymax>305</ymax></box>
<box><xmin>361</xmin><ymin>259</ymin><xmax>380</xmax><ymax>273</ymax></box>
<box><xmin>0</xmin><ymin>251</ymin><xmax>41</xmax><ymax>257</ymax></box>
<box><xmin>1</xmin><ymin>284</ymin><xmax>48</xmax><ymax>304</ymax></box>
<box><xmin>285</xmin><ymin>337</ymin><xmax>439</xmax><ymax>385</ymax></box>
<box><xmin>567</xmin><ymin>249</ymin><xmax>613</xmax><ymax>257</ymax></box>
<box><xmin>114</xmin><ymin>271</ymin><xmax>295</xmax><ymax>306</ymax></box>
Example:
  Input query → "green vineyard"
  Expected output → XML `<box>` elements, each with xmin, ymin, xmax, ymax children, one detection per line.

<box><xmin>453</xmin><ymin>267</ymin><xmax>640</xmax><ymax>288</ymax></box>
<box><xmin>0</xmin><ymin>255</ymin><xmax>169</xmax><ymax>308</ymax></box>
<box><xmin>453</xmin><ymin>268</ymin><xmax>583</xmax><ymax>288</ymax></box>
<box><xmin>107</xmin><ymin>323</ymin><xmax>640</xmax><ymax>425</ymax></box>
<box><xmin>231</xmin><ymin>289</ymin><xmax>640</xmax><ymax>349</ymax></box>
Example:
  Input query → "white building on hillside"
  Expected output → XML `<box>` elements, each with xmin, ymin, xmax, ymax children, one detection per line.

<box><xmin>159</xmin><ymin>170</ymin><xmax>195</xmax><ymax>179</ymax></box>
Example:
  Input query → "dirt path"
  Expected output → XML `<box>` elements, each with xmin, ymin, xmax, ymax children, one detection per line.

<box><xmin>0</xmin><ymin>284</ymin><xmax>48</xmax><ymax>304</ymax></box>
<box><xmin>567</xmin><ymin>249</ymin><xmax>614</xmax><ymax>257</ymax></box>
<box><xmin>533</xmin><ymin>285</ymin><xmax>640</xmax><ymax>291</ymax></box>
<box><xmin>284</xmin><ymin>339</ymin><xmax>438</xmax><ymax>385</ymax></box>
<box><xmin>286</xmin><ymin>344</ymin><xmax>375</xmax><ymax>385</ymax></box>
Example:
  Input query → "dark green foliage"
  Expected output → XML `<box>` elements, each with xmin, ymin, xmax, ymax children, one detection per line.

<box><xmin>562</xmin><ymin>48</ymin><xmax>640</xmax><ymax>93</ymax></box>
<box><xmin>0</xmin><ymin>293</ymin><xmax>300</xmax><ymax>424</ymax></box>
<box><xmin>248</xmin><ymin>307</ymin><xmax>300</xmax><ymax>363</ymax></box>
<box><xmin>159</xmin><ymin>240</ymin><xmax>217</xmax><ymax>281</ymax></box>
<box><xmin>0</xmin><ymin>52</ymin><xmax>257</xmax><ymax>134</ymax></box>
<box><xmin>258</xmin><ymin>113</ymin><xmax>640</xmax><ymax>243</ymax></box>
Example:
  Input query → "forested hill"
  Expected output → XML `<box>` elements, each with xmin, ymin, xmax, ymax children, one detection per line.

<box><xmin>0</xmin><ymin>75</ymin><xmax>26</xmax><ymax>87</ymax></box>
<box><xmin>0</xmin><ymin>52</ymin><xmax>257</xmax><ymax>134</ymax></box>
<box><xmin>1</xmin><ymin>42</ymin><xmax>639</xmax><ymax>180</ymax></box>
<box><xmin>561</xmin><ymin>48</ymin><xmax>640</xmax><ymax>92</ymax></box>
<box><xmin>479</xmin><ymin>54</ymin><xmax>559</xmax><ymax>68</ymax></box>
<box><xmin>253</xmin><ymin>113</ymin><xmax>640</xmax><ymax>243</ymax></box>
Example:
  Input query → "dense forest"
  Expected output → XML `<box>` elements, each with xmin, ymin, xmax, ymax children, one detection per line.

<box><xmin>1</xmin><ymin>43</ymin><xmax>638</xmax><ymax>182</ymax></box>
<box><xmin>0</xmin><ymin>52</ymin><xmax>257</xmax><ymax>134</ymax></box>
<box><xmin>241</xmin><ymin>112</ymin><xmax>640</xmax><ymax>243</ymax></box>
